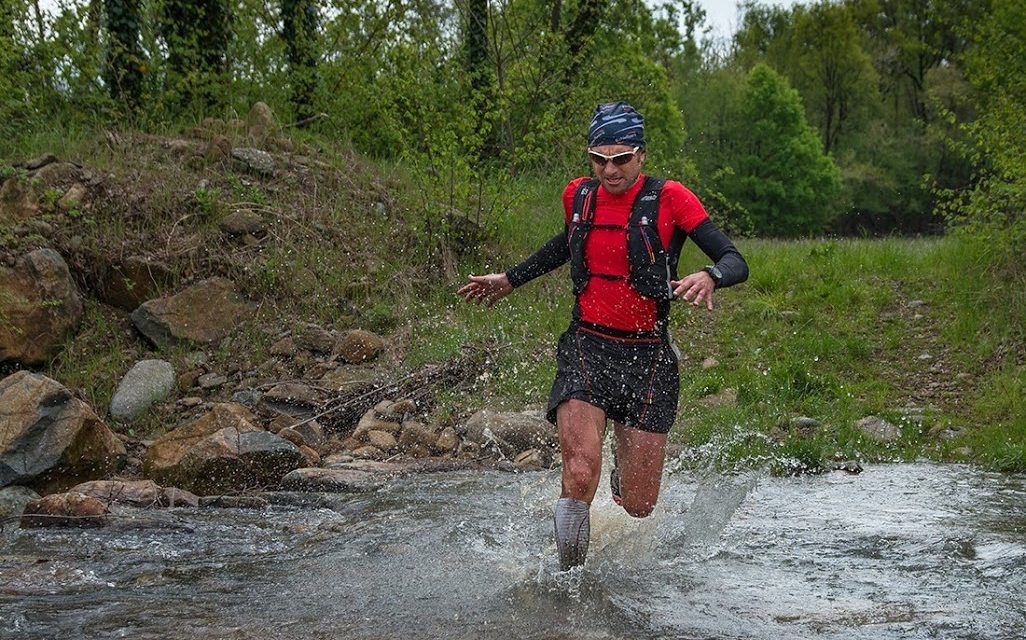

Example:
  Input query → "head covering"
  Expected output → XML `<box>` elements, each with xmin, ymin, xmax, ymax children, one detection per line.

<box><xmin>587</xmin><ymin>101</ymin><xmax>645</xmax><ymax>149</ymax></box>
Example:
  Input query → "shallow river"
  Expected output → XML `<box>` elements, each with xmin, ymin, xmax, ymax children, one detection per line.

<box><xmin>2</xmin><ymin>463</ymin><xmax>1025</xmax><ymax>639</ymax></box>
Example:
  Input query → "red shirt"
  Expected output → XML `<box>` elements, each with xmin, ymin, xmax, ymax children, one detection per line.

<box><xmin>563</xmin><ymin>175</ymin><xmax>709</xmax><ymax>331</ymax></box>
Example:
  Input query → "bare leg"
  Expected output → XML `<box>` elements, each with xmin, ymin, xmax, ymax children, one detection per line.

<box><xmin>553</xmin><ymin>399</ymin><xmax>606</xmax><ymax>569</ymax></box>
<box><xmin>556</xmin><ymin>399</ymin><xmax>606</xmax><ymax>502</ymax></box>
<box><xmin>613</xmin><ymin>423</ymin><xmax>667</xmax><ymax>518</ymax></box>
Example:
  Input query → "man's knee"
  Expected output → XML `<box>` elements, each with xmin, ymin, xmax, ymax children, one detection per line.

<box><xmin>563</xmin><ymin>451</ymin><xmax>601</xmax><ymax>495</ymax></box>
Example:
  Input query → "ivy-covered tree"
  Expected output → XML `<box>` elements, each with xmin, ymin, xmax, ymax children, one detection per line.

<box><xmin>281</xmin><ymin>0</ymin><xmax>319</xmax><ymax>123</ymax></box>
<box><xmin>722</xmin><ymin>64</ymin><xmax>841</xmax><ymax>236</ymax></box>
<box><xmin>103</xmin><ymin>0</ymin><xmax>144</xmax><ymax>109</ymax></box>
<box><xmin>159</xmin><ymin>0</ymin><xmax>233</xmax><ymax>109</ymax></box>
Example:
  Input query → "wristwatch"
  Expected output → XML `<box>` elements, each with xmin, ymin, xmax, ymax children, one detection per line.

<box><xmin>702</xmin><ymin>265</ymin><xmax>723</xmax><ymax>287</ymax></box>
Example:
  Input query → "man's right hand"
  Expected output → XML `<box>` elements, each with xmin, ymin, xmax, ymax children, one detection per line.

<box><xmin>458</xmin><ymin>273</ymin><xmax>513</xmax><ymax>307</ymax></box>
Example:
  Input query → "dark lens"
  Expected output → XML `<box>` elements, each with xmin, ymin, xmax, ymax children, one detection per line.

<box><xmin>588</xmin><ymin>152</ymin><xmax>608</xmax><ymax>165</ymax></box>
<box><xmin>611</xmin><ymin>152</ymin><xmax>636</xmax><ymax>166</ymax></box>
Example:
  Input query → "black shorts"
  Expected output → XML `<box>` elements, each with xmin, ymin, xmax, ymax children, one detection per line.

<box><xmin>545</xmin><ymin>322</ymin><xmax>680</xmax><ymax>434</ymax></box>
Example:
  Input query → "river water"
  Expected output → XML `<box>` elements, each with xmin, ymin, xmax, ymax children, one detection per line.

<box><xmin>1</xmin><ymin>463</ymin><xmax>1024</xmax><ymax>639</ymax></box>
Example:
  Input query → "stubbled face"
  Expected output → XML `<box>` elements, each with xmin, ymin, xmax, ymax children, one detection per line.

<box><xmin>588</xmin><ymin>144</ymin><xmax>645</xmax><ymax>195</ymax></box>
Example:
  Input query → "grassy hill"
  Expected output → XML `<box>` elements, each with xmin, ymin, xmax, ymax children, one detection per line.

<box><xmin>3</xmin><ymin>122</ymin><xmax>1023</xmax><ymax>472</ymax></box>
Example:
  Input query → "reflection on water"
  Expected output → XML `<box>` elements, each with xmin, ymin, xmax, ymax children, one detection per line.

<box><xmin>1</xmin><ymin>463</ymin><xmax>1025</xmax><ymax>639</ymax></box>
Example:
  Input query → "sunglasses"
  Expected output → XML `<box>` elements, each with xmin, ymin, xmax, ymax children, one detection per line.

<box><xmin>587</xmin><ymin>147</ymin><xmax>640</xmax><ymax>167</ymax></box>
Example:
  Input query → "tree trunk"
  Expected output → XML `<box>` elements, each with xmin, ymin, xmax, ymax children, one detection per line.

<box><xmin>282</xmin><ymin>0</ymin><xmax>319</xmax><ymax>123</ymax></box>
<box><xmin>103</xmin><ymin>0</ymin><xmax>144</xmax><ymax>109</ymax></box>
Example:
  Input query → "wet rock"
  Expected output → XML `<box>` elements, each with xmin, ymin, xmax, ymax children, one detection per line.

<box><xmin>70</xmin><ymin>479</ymin><xmax>164</xmax><ymax>507</ymax></box>
<box><xmin>831</xmin><ymin>460</ymin><xmax>863</xmax><ymax>474</ymax></box>
<box><xmin>856</xmin><ymin>416</ymin><xmax>900</xmax><ymax>443</ymax></box>
<box><xmin>0</xmin><ymin>248</ymin><xmax>84</xmax><ymax>367</ymax></box>
<box><xmin>199</xmin><ymin>495</ymin><xmax>268</xmax><ymax>509</ymax></box>
<box><xmin>298</xmin><ymin>445</ymin><xmax>320</xmax><ymax>467</ymax></box>
<box><xmin>321</xmin><ymin>453</ymin><xmax>354</xmax><ymax>467</ymax></box>
<box><xmin>263</xmin><ymin>382</ymin><xmax>320</xmax><ymax>406</ymax></box>
<box><xmin>295</xmin><ymin>322</ymin><xmax>336</xmax><ymax>354</ymax></box>
<box><xmin>698</xmin><ymin>388</ymin><xmax>738</xmax><ymax>408</ymax></box>
<box><xmin>0</xmin><ymin>485</ymin><xmax>41</xmax><ymax>521</ymax></box>
<box><xmin>0</xmin><ymin>371</ymin><xmax>126</xmax><ymax>493</ymax></box>
<box><xmin>461</xmin><ymin>409</ymin><xmax>557</xmax><ymax>454</ymax></box>
<box><xmin>131</xmin><ymin>278</ymin><xmax>251</xmax><ymax>349</ymax></box>
<box><xmin>351</xmin><ymin>445</ymin><xmax>384</xmax><ymax>460</ymax></box>
<box><xmin>399</xmin><ymin>421</ymin><xmax>439</xmax><ymax>451</ymax></box>
<box><xmin>367</xmin><ymin>430</ymin><xmax>398</xmax><ymax>452</ymax></box>
<box><xmin>513</xmin><ymin>448</ymin><xmax>545</xmax><ymax>470</ymax></box>
<box><xmin>162</xmin><ymin>486</ymin><xmax>200</xmax><ymax>507</ymax></box>
<box><xmin>319</xmin><ymin>365</ymin><xmax>379</xmax><ymax>393</ymax></box>
<box><xmin>231</xmin><ymin>388</ymin><xmax>262</xmax><ymax>407</ymax></box>
<box><xmin>219</xmin><ymin>210</ymin><xmax>265</xmax><ymax>236</ymax></box>
<box><xmin>280</xmin><ymin>420</ymin><xmax>325</xmax><ymax>449</ymax></box>
<box><xmin>435</xmin><ymin>427</ymin><xmax>460</xmax><ymax>453</ymax></box>
<box><xmin>96</xmin><ymin>256</ymin><xmax>173</xmax><ymax>311</ymax></box>
<box><xmin>336</xmin><ymin>329</ymin><xmax>385</xmax><ymax>364</ymax></box>
<box><xmin>20</xmin><ymin>492</ymin><xmax>109</xmax><ymax>528</ymax></box>
<box><xmin>145</xmin><ymin>403</ymin><xmax>303</xmax><ymax>495</ymax></box>
<box><xmin>354</xmin><ymin>411</ymin><xmax>402</xmax><ymax>440</ymax></box>
<box><xmin>197</xmin><ymin>372</ymin><xmax>227</xmax><ymax>389</ymax></box>
<box><xmin>231</xmin><ymin>148</ymin><xmax>274</xmax><ymax>176</ymax></box>
<box><xmin>110</xmin><ymin>359</ymin><xmax>176</xmax><ymax>423</ymax></box>
<box><xmin>279</xmin><ymin>468</ymin><xmax>384</xmax><ymax>493</ymax></box>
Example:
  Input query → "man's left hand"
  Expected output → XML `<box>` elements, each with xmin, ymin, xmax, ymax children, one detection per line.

<box><xmin>672</xmin><ymin>271</ymin><xmax>715</xmax><ymax>310</ymax></box>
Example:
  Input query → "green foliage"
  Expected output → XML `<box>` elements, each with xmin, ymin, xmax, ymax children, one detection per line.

<box><xmin>719</xmin><ymin>64</ymin><xmax>841</xmax><ymax>236</ymax></box>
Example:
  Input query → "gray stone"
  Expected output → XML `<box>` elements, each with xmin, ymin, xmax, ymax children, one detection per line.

<box><xmin>279</xmin><ymin>468</ymin><xmax>384</xmax><ymax>493</ymax></box>
<box><xmin>110</xmin><ymin>359</ymin><xmax>176</xmax><ymax>423</ymax></box>
<box><xmin>198</xmin><ymin>373</ymin><xmax>227</xmax><ymax>389</ymax></box>
<box><xmin>0</xmin><ymin>485</ymin><xmax>41</xmax><ymax>521</ymax></box>
<box><xmin>791</xmin><ymin>416</ymin><xmax>821</xmax><ymax>430</ymax></box>
<box><xmin>295</xmin><ymin>322</ymin><xmax>336</xmax><ymax>354</ymax></box>
<box><xmin>231</xmin><ymin>147</ymin><xmax>275</xmax><ymax>176</ymax></box>
<box><xmin>856</xmin><ymin>416</ymin><xmax>901</xmax><ymax>443</ymax></box>
<box><xmin>0</xmin><ymin>248</ymin><xmax>84</xmax><ymax>367</ymax></box>
<box><xmin>0</xmin><ymin>371</ymin><xmax>126</xmax><ymax>493</ymax></box>
<box><xmin>245</xmin><ymin>102</ymin><xmax>278</xmax><ymax>142</ymax></box>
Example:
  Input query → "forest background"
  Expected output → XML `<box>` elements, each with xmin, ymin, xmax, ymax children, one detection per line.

<box><xmin>1</xmin><ymin>0</ymin><xmax>1024</xmax><ymax>470</ymax></box>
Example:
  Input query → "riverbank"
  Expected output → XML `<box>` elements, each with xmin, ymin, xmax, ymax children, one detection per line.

<box><xmin>2</xmin><ymin>114</ymin><xmax>1023</xmax><ymax>476</ymax></box>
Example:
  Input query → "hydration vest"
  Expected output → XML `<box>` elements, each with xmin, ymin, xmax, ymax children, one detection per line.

<box><xmin>567</xmin><ymin>177</ymin><xmax>687</xmax><ymax>317</ymax></box>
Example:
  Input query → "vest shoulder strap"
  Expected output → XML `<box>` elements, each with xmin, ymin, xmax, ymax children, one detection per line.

<box><xmin>571</xmin><ymin>179</ymin><xmax>601</xmax><ymax>223</ymax></box>
<box><xmin>629</xmin><ymin>176</ymin><xmax>665</xmax><ymax>225</ymax></box>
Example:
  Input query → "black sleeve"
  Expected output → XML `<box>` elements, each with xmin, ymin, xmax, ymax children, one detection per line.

<box><xmin>505</xmin><ymin>228</ymin><xmax>570</xmax><ymax>288</ymax></box>
<box><xmin>689</xmin><ymin>219</ymin><xmax>749</xmax><ymax>288</ymax></box>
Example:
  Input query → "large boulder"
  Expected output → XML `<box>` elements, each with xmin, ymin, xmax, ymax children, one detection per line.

<box><xmin>460</xmin><ymin>409</ymin><xmax>557</xmax><ymax>455</ymax></box>
<box><xmin>20</xmin><ymin>492</ymin><xmax>108</xmax><ymax>528</ymax></box>
<box><xmin>0</xmin><ymin>371</ymin><xmax>126</xmax><ymax>493</ymax></box>
<box><xmin>0</xmin><ymin>248</ymin><xmax>84</xmax><ymax>367</ymax></box>
<box><xmin>246</xmin><ymin>102</ymin><xmax>278</xmax><ymax>143</ymax></box>
<box><xmin>130</xmin><ymin>277</ymin><xmax>251</xmax><ymax>349</ymax></box>
<box><xmin>109</xmin><ymin>359</ymin><xmax>176</xmax><ymax>423</ymax></box>
<box><xmin>143</xmin><ymin>403</ymin><xmax>305</xmax><ymax>495</ymax></box>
